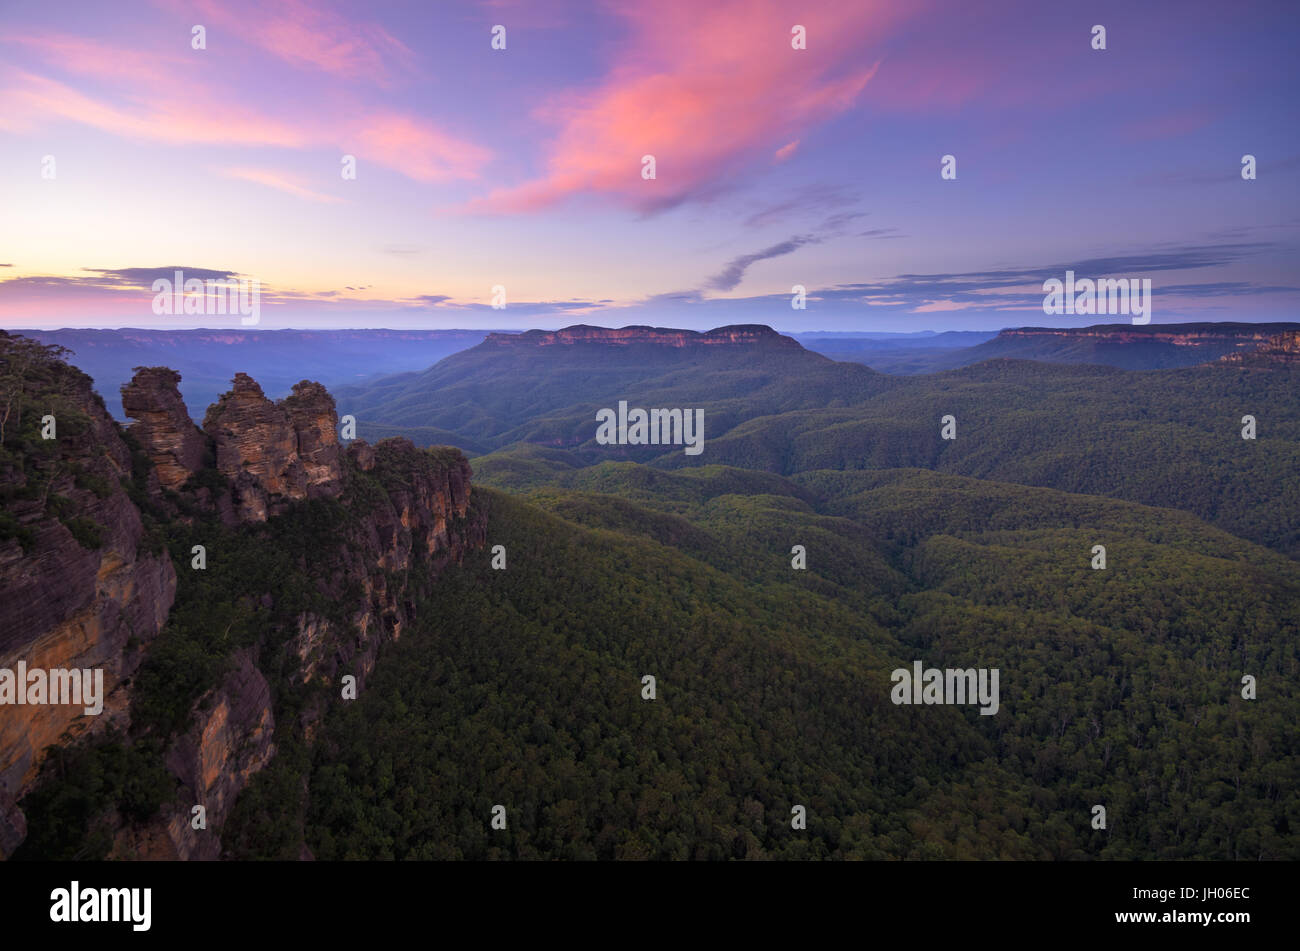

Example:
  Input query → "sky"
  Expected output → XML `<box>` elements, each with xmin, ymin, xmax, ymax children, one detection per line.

<box><xmin>0</xmin><ymin>0</ymin><xmax>1297</xmax><ymax>332</ymax></box>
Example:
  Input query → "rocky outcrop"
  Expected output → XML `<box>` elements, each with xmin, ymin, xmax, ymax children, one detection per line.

<box><xmin>121</xmin><ymin>367</ymin><xmax>208</xmax><ymax>492</ymax></box>
<box><xmin>961</xmin><ymin>322</ymin><xmax>1300</xmax><ymax>371</ymax></box>
<box><xmin>281</xmin><ymin>382</ymin><xmax>343</xmax><ymax>499</ymax></box>
<box><xmin>203</xmin><ymin>374</ymin><xmax>301</xmax><ymax>522</ymax></box>
<box><xmin>201</xmin><ymin>373</ymin><xmax>343</xmax><ymax>521</ymax></box>
<box><xmin>110</xmin><ymin>433</ymin><xmax>482</xmax><ymax>860</ymax></box>
<box><xmin>0</xmin><ymin>351</ymin><xmax>177</xmax><ymax>859</ymax></box>
<box><xmin>484</xmin><ymin>324</ymin><xmax>804</xmax><ymax>350</ymax></box>
<box><xmin>4</xmin><ymin>350</ymin><xmax>482</xmax><ymax>860</ymax></box>
<box><xmin>349</xmin><ymin>439</ymin><xmax>376</xmax><ymax>472</ymax></box>
<box><xmin>111</xmin><ymin>651</ymin><xmax>275</xmax><ymax>860</ymax></box>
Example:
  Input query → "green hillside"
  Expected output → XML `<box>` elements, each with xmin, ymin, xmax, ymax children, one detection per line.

<box><xmin>223</xmin><ymin>474</ymin><xmax>1299</xmax><ymax>859</ymax></box>
<box><xmin>341</xmin><ymin>330</ymin><xmax>1299</xmax><ymax>557</ymax></box>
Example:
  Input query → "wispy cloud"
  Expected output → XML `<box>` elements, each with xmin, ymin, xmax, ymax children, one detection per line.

<box><xmin>811</xmin><ymin>243</ymin><xmax>1284</xmax><ymax>311</ymax></box>
<box><xmin>1</xmin><ymin>32</ymin><xmax>183</xmax><ymax>85</ymax></box>
<box><xmin>177</xmin><ymin>0</ymin><xmax>419</xmax><ymax>84</ymax></box>
<box><xmin>705</xmin><ymin>235</ymin><xmax>820</xmax><ymax>291</ymax></box>
<box><xmin>350</xmin><ymin>114</ymin><xmax>492</xmax><ymax>183</ymax></box>
<box><xmin>744</xmin><ymin>183</ymin><xmax>861</xmax><ymax>229</ymax></box>
<box><xmin>221</xmin><ymin>167</ymin><xmax>344</xmax><ymax>203</ymax></box>
<box><xmin>0</xmin><ymin>33</ymin><xmax>490</xmax><ymax>183</ymax></box>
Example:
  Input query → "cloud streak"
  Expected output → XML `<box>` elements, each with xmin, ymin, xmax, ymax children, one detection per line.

<box><xmin>221</xmin><ymin>167</ymin><xmax>344</xmax><ymax>203</ymax></box>
<box><xmin>175</xmin><ymin>0</ymin><xmax>419</xmax><ymax>84</ymax></box>
<box><xmin>705</xmin><ymin>235</ymin><xmax>820</xmax><ymax>291</ymax></box>
<box><xmin>0</xmin><ymin>27</ymin><xmax>491</xmax><ymax>184</ymax></box>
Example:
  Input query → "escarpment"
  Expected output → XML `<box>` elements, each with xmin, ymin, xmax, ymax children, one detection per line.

<box><xmin>1219</xmin><ymin>329</ymin><xmax>1300</xmax><ymax>367</ymax></box>
<box><xmin>291</xmin><ymin>438</ymin><xmax>480</xmax><ymax>693</ymax></box>
<box><xmin>0</xmin><ymin>341</ymin><xmax>177</xmax><ymax>858</ymax></box>
<box><xmin>483</xmin><ymin>323</ymin><xmax>804</xmax><ymax>350</ymax></box>
<box><xmin>1</xmin><ymin>345</ymin><xmax>484</xmax><ymax>859</ymax></box>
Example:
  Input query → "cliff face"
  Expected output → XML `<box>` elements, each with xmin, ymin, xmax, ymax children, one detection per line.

<box><xmin>120</xmin><ymin>372</ymin><xmax>481</xmax><ymax>859</ymax></box>
<box><xmin>292</xmin><ymin>439</ymin><xmax>482</xmax><ymax>694</ymax></box>
<box><xmin>963</xmin><ymin>322</ymin><xmax>1300</xmax><ymax>371</ymax></box>
<box><xmin>201</xmin><ymin>373</ymin><xmax>342</xmax><ymax>521</ymax></box>
<box><xmin>2</xmin><ymin>351</ymin><xmax>484</xmax><ymax>860</ymax></box>
<box><xmin>1219</xmin><ymin>329</ymin><xmax>1300</xmax><ymax>367</ymax></box>
<box><xmin>0</xmin><ymin>350</ymin><xmax>177</xmax><ymax>858</ymax></box>
<box><xmin>995</xmin><ymin>322</ymin><xmax>1300</xmax><ymax>351</ymax></box>
<box><xmin>484</xmin><ymin>324</ymin><xmax>804</xmax><ymax>350</ymax></box>
<box><xmin>112</xmin><ymin>650</ymin><xmax>276</xmax><ymax>860</ymax></box>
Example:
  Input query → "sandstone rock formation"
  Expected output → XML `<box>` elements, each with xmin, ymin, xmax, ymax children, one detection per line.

<box><xmin>111</xmin><ymin>650</ymin><xmax>275</xmax><ymax>860</ymax></box>
<box><xmin>1219</xmin><ymin>329</ymin><xmax>1300</xmax><ymax>367</ymax></box>
<box><xmin>0</xmin><ymin>356</ymin><xmax>177</xmax><ymax>858</ymax></box>
<box><xmin>291</xmin><ymin>438</ymin><xmax>485</xmax><ymax>718</ymax></box>
<box><xmin>121</xmin><ymin>367</ymin><xmax>208</xmax><ymax>492</ymax></box>
<box><xmin>3</xmin><ymin>350</ymin><xmax>483</xmax><ymax>859</ymax></box>
<box><xmin>201</xmin><ymin>373</ymin><xmax>343</xmax><ymax>521</ymax></box>
<box><xmin>281</xmin><ymin>381</ymin><xmax>343</xmax><ymax>499</ymax></box>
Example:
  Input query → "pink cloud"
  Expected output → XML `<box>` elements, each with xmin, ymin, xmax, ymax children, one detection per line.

<box><xmin>1</xmin><ymin>67</ymin><xmax>312</xmax><ymax>147</ymax></box>
<box><xmin>220</xmin><ymin>166</ymin><xmax>345</xmax><ymax>203</ymax></box>
<box><xmin>461</xmin><ymin>0</ymin><xmax>907</xmax><ymax>214</ymax></box>
<box><xmin>1</xmin><ymin>33</ymin><xmax>183</xmax><ymax>85</ymax></box>
<box><xmin>0</xmin><ymin>66</ymin><xmax>491</xmax><ymax>184</ymax></box>
<box><xmin>184</xmin><ymin>0</ymin><xmax>418</xmax><ymax>84</ymax></box>
<box><xmin>348</xmin><ymin>115</ymin><xmax>493</xmax><ymax>183</ymax></box>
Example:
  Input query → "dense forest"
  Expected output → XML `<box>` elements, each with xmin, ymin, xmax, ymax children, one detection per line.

<box><xmin>218</xmin><ymin>475</ymin><xmax>1298</xmax><ymax>859</ymax></box>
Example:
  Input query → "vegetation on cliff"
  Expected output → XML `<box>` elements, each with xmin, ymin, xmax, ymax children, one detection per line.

<box><xmin>5</xmin><ymin>340</ymin><xmax>484</xmax><ymax>859</ymax></box>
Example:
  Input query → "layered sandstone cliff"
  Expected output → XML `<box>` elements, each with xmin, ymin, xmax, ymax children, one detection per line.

<box><xmin>483</xmin><ymin>324</ymin><xmax>803</xmax><ymax>350</ymax></box>
<box><xmin>291</xmin><ymin>438</ymin><xmax>483</xmax><ymax>697</ymax></box>
<box><xmin>998</xmin><ymin>322</ymin><xmax>1300</xmax><ymax>344</ymax></box>
<box><xmin>1219</xmin><ymin>329</ymin><xmax>1300</xmax><ymax>367</ymax></box>
<box><xmin>0</xmin><ymin>353</ymin><xmax>177</xmax><ymax>858</ymax></box>
<box><xmin>111</xmin><ymin>650</ymin><xmax>276</xmax><ymax>860</ymax></box>
<box><xmin>3</xmin><ymin>353</ymin><xmax>484</xmax><ymax>860</ymax></box>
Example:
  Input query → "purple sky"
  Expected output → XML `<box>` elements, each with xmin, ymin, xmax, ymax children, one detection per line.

<box><xmin>1</xmin><ymin>0</ymin><xmax>1297</xmax><ymax>331</ymax></box>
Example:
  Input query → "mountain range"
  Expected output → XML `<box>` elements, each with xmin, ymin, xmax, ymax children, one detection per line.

<box><xmin>14</xmin><ymin>322</ymin><xmax>1299</xmax><ymax>425</ymax></box>
<box><xmin>798</xmin><ymin>322</ymin><xmax>1300</xmax><ymax>373</ymax></box>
